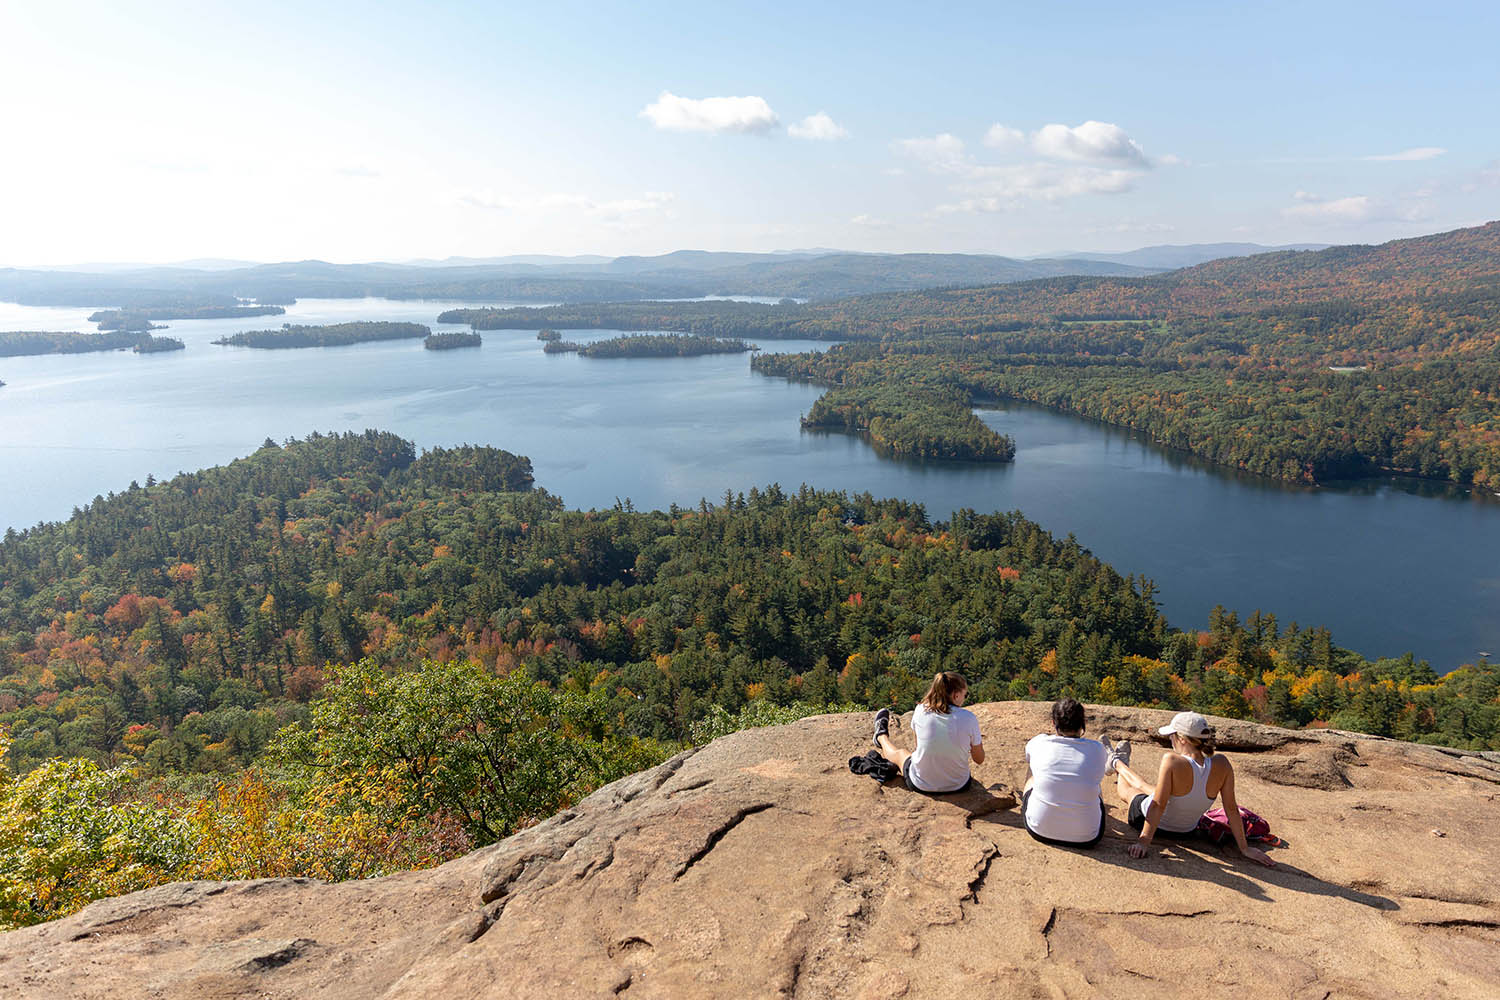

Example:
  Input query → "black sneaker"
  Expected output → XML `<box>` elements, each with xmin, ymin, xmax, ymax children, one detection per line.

<box><xmin>873</xmin><ymin>708</ymin><xmax>891</xmax><ymax>746</ymax></box>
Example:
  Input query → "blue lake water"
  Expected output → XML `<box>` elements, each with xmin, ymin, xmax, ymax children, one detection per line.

<box><xmin>1</xmin><ymin>297</ymin><xmax>1496</xmax><ymax>671</ymax></box>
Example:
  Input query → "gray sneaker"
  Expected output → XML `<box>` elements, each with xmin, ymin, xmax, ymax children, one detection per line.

<box><xmin>873</xmin><ymin>708</ymin><xmax>891</xmax><ymax>747</ymax></box>
<box><xmin>1105</xmin><ymin>736</ymin><xmax>1132</xmax><ymax>775</ymax></box>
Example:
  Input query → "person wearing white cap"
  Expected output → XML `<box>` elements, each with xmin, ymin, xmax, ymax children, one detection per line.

<box><xmin>1109</xmin><ymin>711</ymin><xmax>1275</xmax><ymax>867</ymax></box>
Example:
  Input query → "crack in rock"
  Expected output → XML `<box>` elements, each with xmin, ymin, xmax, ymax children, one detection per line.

<box><xmin>673</xmin><ymin>803</ymin><xmax>775</xmax><ymax>881</ymax></box>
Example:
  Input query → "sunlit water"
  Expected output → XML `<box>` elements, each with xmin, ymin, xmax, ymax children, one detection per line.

<box><xmin>1</xmin><ymin>298</ymin><xmax>1496</xmax><ymax>671</ymax></box>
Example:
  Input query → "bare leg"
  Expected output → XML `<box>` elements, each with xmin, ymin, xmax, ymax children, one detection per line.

<box><xmin>1115</xmin><ymin>761</ymin><xmax>1154</xmax><ymax>805</ymax></box>
<box><xmin>876</xmin><ymin>733</ymin><xmax>913</xmax><ymax>772</ymax></box>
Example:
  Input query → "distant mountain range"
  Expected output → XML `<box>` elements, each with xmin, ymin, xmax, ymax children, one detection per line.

<box><xmin>0</xmin><ymin>242</ymin><xmax>1344</xmax><ymax>310</ymax></box>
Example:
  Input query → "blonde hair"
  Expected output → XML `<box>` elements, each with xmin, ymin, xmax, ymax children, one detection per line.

<box><xmin>920</xmin><ymin>672</ymin><xmax>967</xmax><ymax>715</ymax></box>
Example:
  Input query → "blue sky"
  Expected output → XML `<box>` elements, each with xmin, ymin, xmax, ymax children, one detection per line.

<box><xmin>2</xmin><ymin>0</ymin><xmax>1496</xmax><ymax>264</ymax></box>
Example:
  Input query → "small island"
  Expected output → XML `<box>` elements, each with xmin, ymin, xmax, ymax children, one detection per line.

<box><xmin>213</xmin><ymin>322</ymin><xmax>431</xmax><ymax>349</ymax></box>
<box><xmin>0</xmin><ymin>330</ymin><xmax>151</xmax><ymax>357</ymax></box>
<box><xmin>94</xmin><ymin>316</ymin><xmax>167</xmax><ymax>332</ymax></box>
<box><xmin>537</xmin><ymin>328</ymin><xmax>561</xmax><ymax>341</ymax></box>
<box><xmin>542</xmin><ymin>339</ymin><xmax>582</xmax><ymax>354</ymax></box>
<box><xmin>424</xmin><ymin>331</ymin><xmax>482</xmax><ymax>350</ymax></box>
<box><xmin>801</xmin><ymin>386</ymin><xmax>1016</xmax><ymax>463</ymax></box>
<box><xmin>133</xmin><ymin>334</ymin><xmax>185</xmax><ymax>353</ymax></box>
<box><xmin>574</xmin><ymin>333</ymin><xmax>757</xmax><ymax>358</ymax></box>
<box><xmin>90</xmin><ymin>305</ymin><xmax>285</xmax><ymax>330</ymax></box>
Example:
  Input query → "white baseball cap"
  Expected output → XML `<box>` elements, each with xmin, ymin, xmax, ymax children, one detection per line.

<box><xmin>1158</xmin><ymin>711</ymin><xmax>1213</xmax><ymax>738</ymax></box>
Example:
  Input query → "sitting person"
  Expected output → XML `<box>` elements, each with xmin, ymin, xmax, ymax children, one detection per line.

<box><xmin>1112</xmin><ymin>711</ymin><xmax>1275</xmax><ymax>867</ymax></box>
<box><xmin>1020</xmin><ymin>697</ymin><xmax>1110</xmax><ymax>848</ymax></box>
<box><xmin>872</xmin><ymin>671</ymin><xmax>984</xmax><ymax>794</ymax></box>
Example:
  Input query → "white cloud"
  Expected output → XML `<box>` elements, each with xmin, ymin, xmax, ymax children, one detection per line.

<box><xmin>893</xmin><ymin>133</ymin><xmax>970</xmax><ymax>173</ymax></box>
<box><xmin>1032</xmin><ymin>121</ymin><xmax>1149</xmax><ymax>165</ymax></box>
<box><xmin>898</xmin><ymin>128</ymin><xmax>1146</xmax><ymax>208</ymax></box>
<box><xmin>983</xmin><ymin>124</ymin><xmax>1024</xmax><ymax>148</ymax></box>
<box><xmin>849</xmin><ymin>213</ymin><xmax>890</xmax><ymax>227</ymax></box>
<box><xmin>1282</xmin><ymin>192</ymin><xmax>1426</xmax><ymax>225</ymax></box>
<box><xmin>1364</xmin><ymin>146</ymin><xmax>1446</xmax><ymax>162</ymax></box>
<box><xmin>981</xmin><ymin>120</ymin><xmax>1152</xmax><ymax>164</ymax></box>
<box><xmin>640</xmin><ymin>91</ymin><xmax>779</xmax><ymax>134</ymax></box>
<box><xmin>788</xmin><ymin>112</ymin><xmax>848</xmax><ymax>140</ymax></box>
<box><xmin>938</xmin><ymin>163</ymin><xmax>1140</xmax><ymax>212</ymax></box>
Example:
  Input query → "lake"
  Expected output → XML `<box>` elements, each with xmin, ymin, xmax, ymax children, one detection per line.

<box><xmin>1</xmin><ymin>297</ymin><xmax>1496</xmax><ymax>671</ymax></box>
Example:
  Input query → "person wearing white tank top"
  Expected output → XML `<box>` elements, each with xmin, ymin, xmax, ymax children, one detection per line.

<box><xmin>1110</xmin><ymin>711</ymin><xmax>1275</xmax><ymax>867</ymax></box>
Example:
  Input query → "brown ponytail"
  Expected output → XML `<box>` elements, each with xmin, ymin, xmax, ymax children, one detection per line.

<box><xmin>1181</xmin><ymin>728</ymin><xmax>1217</xmax><ymax>756</ymax></box>
<box><xmin>920</xmin><ymin>671</ymin><xmax>967</xmax><ymax>715</ymax></box>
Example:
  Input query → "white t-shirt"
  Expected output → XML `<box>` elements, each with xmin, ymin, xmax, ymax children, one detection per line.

<box><xmin>1023</xmin><ymin>734</ymin><xmax>1109</xmax><ymax>842</ymax></box>
<box><xmin>907</xmin><ymin>704</ymin><xmax>982</xmax><ymax>793</ymax></box>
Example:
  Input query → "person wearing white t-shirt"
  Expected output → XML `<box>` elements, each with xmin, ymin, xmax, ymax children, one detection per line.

<box><xmin>872</xmin><ymin>672</ymin><xmax>984</xmax><ymax>794</ymax></box>
<box><xmin>1021</xmin><ymin>698</ymin><xmax>1110</xmax><ymax>848</ymax></box>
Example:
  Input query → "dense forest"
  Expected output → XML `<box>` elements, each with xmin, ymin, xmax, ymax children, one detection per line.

<box><xmin>0</xmin><ymin>433</ymin><xmax>1495</xmax><ymax>927</ymax></box>
<box><xmin>423</xmin><ymin>331</ymin><xmax>482</xmax><ymax>350</ymax></box>
<box><xmin>132</xmin><ymin>335</ymin><xmax>184</xmax><ymax>354</ymax></box>
<box><xmin>0</xmin><ymin>331</ymin><xmax>157</xmax><ymax>357</ymax></box>
<box><xmin>803</xmin><ymin>385</ymin><xmax>1015</xmax><ymax>462</ymax></box>
<box><xmin>213</xmin><ymin>322</ymin><xmax>431</xmax><ymax>349</ymax></box>
<box><xmin>573</xmin><ymin>334</ymin><xmax>756</xmax><ymax>358</ymax></box>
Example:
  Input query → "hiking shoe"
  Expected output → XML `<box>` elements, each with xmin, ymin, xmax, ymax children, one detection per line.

<box><xmin>1105</xmin><ymin>737</ymin><xmax>1132</xmax><ymax>775</ymax></box>
<box><xmin>873</xmin><ymin>708</ymin><xmax>891</xmax><ymax>746</ymax></box>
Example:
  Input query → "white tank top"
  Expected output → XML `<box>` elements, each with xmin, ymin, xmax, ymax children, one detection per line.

<box><xmin>1153</xmin><ymin>754</ymin><xmax>1216</xmax><ymax>833</ymax></box>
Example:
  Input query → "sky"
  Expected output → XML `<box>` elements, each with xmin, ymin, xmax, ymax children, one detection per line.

<box><xmin>1</xmin><ymin>0</ymin><xmax>1497</xmax><ymax>265</ymax></box>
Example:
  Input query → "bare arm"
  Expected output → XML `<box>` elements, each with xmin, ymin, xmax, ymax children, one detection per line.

<box><xmin>1126</xmin><ymin>755</ymin><xmax>1176</xmax><ymax>859</ymax></box>
<box><xmin>971</xmin><ymin>742</ymin><xmax>985</xmax><ymax>764</ymax></box>
<box><xmin>1217</xmin><ymin>759</ymin><xmax>1275</xmax><ymax>868</ymax></box>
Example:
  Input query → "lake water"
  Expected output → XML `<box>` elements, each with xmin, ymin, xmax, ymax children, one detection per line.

<box><xmin>1</xmin><ymin>297</ymin><xmax>1496</xmax><ymax>671</ymax></box>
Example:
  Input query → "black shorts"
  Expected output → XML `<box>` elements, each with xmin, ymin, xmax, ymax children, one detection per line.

<box><xmin>1127</xmin><ymin>793</ymin><xmax>1201</xmax><ymax>840</ymax></box>
<box><xmin>1021</xmin><ymin>788</ymin><xmax>1105</xmax><ymax>849</ymax></box>
<box><xmin>901</xmin><ymin>757</ymin><xmax>972</xmax><ymax>795</ymax></box>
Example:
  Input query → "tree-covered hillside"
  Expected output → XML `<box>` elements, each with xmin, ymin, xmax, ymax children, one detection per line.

<box><xmin>1</xmin><ymin>433</ymin><xmax>1495</xmax><ymax>926</ymax></box>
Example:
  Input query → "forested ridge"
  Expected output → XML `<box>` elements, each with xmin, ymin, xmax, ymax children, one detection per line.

<box><xmin>476</xmin><ymin>222</ymin><xmax>1500</xmax><ymax>485</ymax></box>
<box><xmin>0</xmin><ymin>433</ymin><xmax>1495</xmax><ymax>927</ymax></box>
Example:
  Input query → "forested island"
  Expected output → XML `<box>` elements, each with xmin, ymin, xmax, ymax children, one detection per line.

<box><xmin>542</xmin><ymin>338</ymin><xmax>581</xmax><ymax>353</ymax></box>
<box><xmin>213</xmin><ymin>321</ymin><xmax>430</xmax><ymax>349</ymax></box>
<box><xmin>802</xmin><ymin>386</ymin><xmax>1015</xmax><ymax>462</ymax></box>
<box><xmin>0</xmin><ymin>330</ymin><xmax>161</xmax><ymax>357</ymax></box>
<box><xmin>131</xmin><ymin>334</ymin><xmax>184</xmax><ymax>353</ymax></box>
<box><xmin>90</xmin><ymin>305</ymin><xmax>285</xmax><ymax>330</ymax></box>
<box><xmin>92</xmin><ymin>315</ymin><xmax>165</xmax><ymax>332</ymax></box>
<box><xmin>0</xmin><ymin>431</ymin><xmax>1494</xmax><ymax>927</ymax></box>
<box><xmin>423</xmin><ymin>331</ymin><xmax>482</xmax><ymax>350</ymax></box>
<box><xmin>575</xmin><ymin>333</ymin><xmax>756</xmax><ymax>358</ymax></box>
<box><xmin>537</xmin><ymin>328</ymin><xmax>561</xmax><ymax>341</ymax></box>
